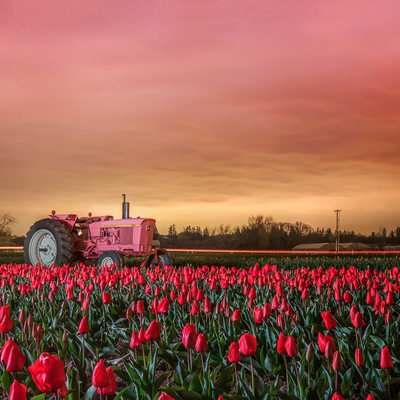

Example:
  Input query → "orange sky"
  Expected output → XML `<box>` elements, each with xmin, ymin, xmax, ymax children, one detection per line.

<box><xmin>1</xmin><ymin>1</ymin><xmax>400</xmax><ymax>236</ymax></box>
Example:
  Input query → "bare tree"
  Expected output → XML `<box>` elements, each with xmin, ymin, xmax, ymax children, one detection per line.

<box><xmin>0</xmin><ymin>213</ymin><xmax>16</xmax><ymax>235</ymax></box>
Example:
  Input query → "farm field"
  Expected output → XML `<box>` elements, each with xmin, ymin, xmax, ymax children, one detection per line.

<box><xmin>0</xmin><ymin>256</ymin><xmax>399</xmax><ymax>399</ymax></box>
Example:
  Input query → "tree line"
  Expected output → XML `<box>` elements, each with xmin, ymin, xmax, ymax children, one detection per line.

<box><xmin>158</xmin><ymin>215</ymin><xmax>400</xmax><ymax>250</ymax></box>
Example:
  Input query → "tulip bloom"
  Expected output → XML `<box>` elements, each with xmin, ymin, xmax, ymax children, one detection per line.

<box><xmin>158</xmin><ymin>393</ymin><xmax>175</xmax><ymax>400</ymax></box>
<box><xmin>182</xmin><ymin>324</ymin><xmax>197</xmax><ymax>349</ymax></box>
<box><xmin>277</xmin><ymin>333</ymin><xmax>287</xmax><ymax>355</ymax></box>
<box><xmin>318</xmin><ymin>332</ymin><xmax>336</xmax><ymax>354</ymax></box>
<box><xmin>253</xmin><ymin>307</ymin><xmax>263</xmax><ymax>324</ymax></box>
<box><xmin>9</xmin><ymin>380</ymin><xmax>27</xmax><ymax>400</ymax></box>
<box><xmin>157</xmin><ymin>297</ymin><xmax>169</xmax><ymax>314</ymax></box>
<box><xmin>227</xmin><ymin>342</ymin><xmax>241</xmax><ymax>363</ymax></box>
<box><xmin>231</xmin><ymin>309</ymin><xmax>241</xmax><ymax>322</ymax></box>
<box><xmin>351</xmin><ymin>311</ymin><xmax>366</xmax><ymax>328</ymax></box>
<box><xmin>6</xmin><ymin>344</ymin><xmax>26</xmax><ymax>372</ymax></box>
<box><xmin>195</xmin><ymin>333</ymin><xmax>208</xmax><ymax>353</ymax></box>
<box><xmin>78</xmin><ymin>316</ymin><xmax>89</xmax><ymax>335</ymax></box>
<box><xmin>136</xmin><ymin>300</ymin><xmax>145</xmax><ymax>314</ymax></box>
<box><xmin>0</xmin><ymin>305</ymin><xmax>13</xmax><ymax>334</ymax></box>
<box><xmin>145</xmin><ymin>320</ymin><xmax>161</xmax><ymax>342</ymax></box>
<box><xmin>380</xmin><ymin>347</ymin><xmax>393</xmax><ymax>369</ymax></box>
<box><xmin>130</xmin><ymin>330</ymin><xmax>141</xmax><ymax>349</ymax></box>
<box><xmin>284</xmin><ymin>336</ymin><xmax>298</xmax><ymax>357</ymax></box>
<box><xmin>238</xmin><ymin>333</ymin><xmax>257</xmax><ymax>356</ymax></box>
<box><xmin>331</xmin><ymin>393</ymin><xmax>344</xmax><ymax>400</ymax></box>
<box><xmin>355</xmin><ymin>348</ymin><xmax>364</xmax><ymax>366</ymax></box>
<box><xmin>92</xmin><ymin>359</ymin><xmax>109</xmax><ymax>388</ymax></box>
<box><xmin>102</xmin><ymin>292</ymin><xmax>111</xmax><ymax>304</ymax></box>
<box><xmin>28</xmin><ymin>353</ymin><xmax>66</xmax><ymax>393</ymax></box>
<box><xmin>321</xmin><ymin>311</ymin><xmax>337</xmax><ymax>330</ymax></box>
<box><xmin>97</xmin><ymin>367</ymin><xmax>116</xmax><ymax>396</ymax></box>
<box><xmin>332</xmin><ymin>351</ymin><xmax>342</xmax><ymax>371</ymax></box>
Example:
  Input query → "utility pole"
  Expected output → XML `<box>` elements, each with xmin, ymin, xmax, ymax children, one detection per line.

<box><xmin>334</xmin><ymin>209</ymin><xmax>342</xmax><ymax>254</ymax></box>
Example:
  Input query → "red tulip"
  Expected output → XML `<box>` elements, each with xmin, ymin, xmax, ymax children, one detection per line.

<box><xmin>139</xmin><ymin>327</ymin><xmax>148</xmax><ymax>344</ymax></box>
<box><xmin>195</xmin><ymin>333</ymin><xmax>208</xmax><ymax>352</ymax></box>
<box><xmin>6</xmin><ymin>344</ymin><xmax>26</xmax><ymax>372</ymax></box>
<box><xmin>321</xmin><ymin>311</ymin><xmax>337</xmax><ymax>330</ymax></box>
<box><xmin>355</xmin><ymin>348</ymin><xmax>364</xmax><ymax>367</ymax></box>
<box><xmin>182</xmin><ymin>324</ymin><xmax>197</xmax><ymax>349</ymax></box>
<box><xmin>280</xmin><ymin>298</ymin><xmax>288</xmax><ymax>313</ymax></box>
<box><xmin>97</xmin><ymin>367</ymin><xmax>116</xmax><ymax>396</ymax></box>
<box><xmin>284</xmin><ymin>336</ymin><xmax>298</xmax><ymax>357</ymax></box>
<box><xmin>58</xmin><ymin>384</ymin><xmax>68</xmax><ymax>398</ymax></box>
<box><xmin>343</xmin><ymin>291</ymin><xmax>352</xmax><ymax>303</ymax></box>
<box><xmin>263</xmin><ymin>303</ymin><xmax>272</xmax><ymax>318</ymax></box>
<box><xmin>158</xmin><ymin>393</ymin><xmax>175</xmax><ymax>400</ymax></box>
<box><xmin>366</xmin><ymin>395</ymin><xmax>376</xmax><ymax>400</ymax></box>
<box><xmin>380</xmin><ymin>347</ymin><xmax>393</xmax><ymax>369</ymax></box>
<box><xmin>9</xmin><ymin>380</ymin><xmax>27</xmax><ymax>400</ymax></box>
<box><xmin>136</xmin><ymin>300</ymin><xmax>145</xmax><ymax>314</ymax></box>
<box><xmin>78</xmin><ymin>316</ymin><xmax>89</xmax><ymax>335</ymax></box>
<box><xmin>92</xmin><ymin>359</ymin><xmax>109</xmax><ymax>388</ymax></box>
<box><xmin>231</xmin><ymin>309</ymin><xmax>241</xmax><ymax>322</ymax></box>
<box><xmin>130</xmin><ymin>330</ymin><xmax>141</xmax><ymax>348</ymax></box>
<box><xmin>1</xmin><ymin>338</ymin><xmax>17</xmax><ymax>363</ymax></box>
<box><xmin>332</xmin><ymin>351</ymin><xmax>342</xmax><ymax>371</ymax></box>
<box><xmin>28</xmin><ymin>353</ymin><xmax>66</xmax><ymax>393</ymax></box>
<box><xmin>318</xmin><ymin>333</ymin><xmax>336</xmax><ymax>354</ymax></box>
<box><xmin>253</xmin><ymin>307</ymin><xmax>263</xmax><ymax>324</ymax></box>
<box><xmin>0</xmin><ymin>305</ymin><xmax>13</xmax><ymax>334</ymax></box>
<box><xmin>238</xmin><ymin>333</ymin><xmax>257</xmax><ymax>356</ymax></box>
<box><xmin>190</xmin><ymin>300</ymin><xmax>200</xmax><ymax>315</ymax></box>
<box><xmin>227</xmin><ymin>342</ymin><xmax>241</xmax><ymax>363</ymax></box>
<box><xmin>203</xmin><ymin>296</ymin><xmax>211</xmax><ymax>313</ymax></box>
<box><xmin>248</xmin><ymin>287</ymin><xmax>256</xmax><ymax>299</ymax></box>
<box><xmin>157</xmin><ymin>297</ymin><xmax>169</xmax><ymax>314</ymax></box>
<box><xmin>277</xmin><ymin>333</ymin><xmax>287</xmax><ymax>355</ymax></box>
<box><xmin>102</xmin><ymin>292</ymin><xmax>111</xmax><ymax>304</ymax></box>
<box><xmin>351</xmin><ymin>311</ymin><xmax>366</xmax><ymax>328</ymax></box>
<box><xmin>331</xmin><ymin>393</ymin><xmax>344</xmax><ymax>400</ymax></box>
<box><xmin>145</xmin><ymin>320</ymin><xmax>161</xmax><ymax>341</ymax></box>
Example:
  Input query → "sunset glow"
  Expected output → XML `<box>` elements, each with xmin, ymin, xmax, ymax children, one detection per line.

<box><xmin>1</xmin><ymin>1</ymin><xmax>399</xmax><ymax>235</ymax></box>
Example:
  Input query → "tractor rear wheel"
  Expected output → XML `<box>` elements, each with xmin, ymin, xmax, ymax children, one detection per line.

<box><xmin>147</xmin><ymin>249</ymin><xmax>173</xmax><ymax>268</ymax></box>
<box><xmin>24</xmin><ymin>218</ymin><xmax>73</xmax><ymax>267</ymax></box>
<box><xmin>98</xmin><ymin>251</ymin><xmax>123</xmax><ymax>267</ymax></box>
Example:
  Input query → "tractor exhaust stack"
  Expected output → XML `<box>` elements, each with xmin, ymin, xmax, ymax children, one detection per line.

<box><xmin>122</xmin><ymin>194</ymin><xmax>130</xmax><ymax>219</ymax></box>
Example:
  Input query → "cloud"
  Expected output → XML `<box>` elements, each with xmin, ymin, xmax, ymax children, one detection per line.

<box><xmin>1</xmin><ymin>1</ymin><xmax>399</xmax><ymax>235</ymax></box>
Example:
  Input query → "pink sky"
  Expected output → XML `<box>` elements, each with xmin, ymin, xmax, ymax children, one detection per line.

<box><xmin>1</xmin><ymin>1</ymin><xmax>399</xmax><ymax>236</ymax></box>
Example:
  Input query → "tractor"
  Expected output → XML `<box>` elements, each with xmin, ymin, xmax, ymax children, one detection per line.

<box><xmin>24</xmin><ymin>195</ymin><xmax>172</xmax><ymax>268</ymax></box>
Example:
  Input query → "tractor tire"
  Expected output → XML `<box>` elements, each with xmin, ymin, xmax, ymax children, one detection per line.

<box><xmin>147</xmin><ymin>249</ymin><xmax>173</xmax><ymax>268</ymax></box>
<box><xmin>24</xmin><ymin>218</ymin><xmax>73</xmax><ymax>267</ymax></box>
<box><xmin>98</xmin><ymin>251</ymin><xmax>123</xmax><ymax>267</ymax></box>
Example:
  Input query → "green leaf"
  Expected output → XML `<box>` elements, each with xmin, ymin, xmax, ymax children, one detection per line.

<box><xmin>83</xmin><ymin>385</ymin><xmax>98</xmax><ymax>400</ymax></box>
<box><xmin>341</xmin><ymin>368</ymin><xmax>352</xmax><ymax>394</ymax></box>
<box><xmin>31</xmin><ymin>395</ymin><xmax>47</xmax><ymax>400</ymax></box>
<box><xmin>370</xmin><ymin>335</ymin><xmax>386</xmax><ymax>349</ymax></box>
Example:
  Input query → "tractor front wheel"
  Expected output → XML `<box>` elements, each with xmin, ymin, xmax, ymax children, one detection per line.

<box><xmin>147</xmin><ymin>249</ymin><xmax>173</xmax><ymax>268</ymax></box>
<box><xmin>98</xmin><ymin>251</ymin><xmax>123</xmax><ymax>267</ymax></box>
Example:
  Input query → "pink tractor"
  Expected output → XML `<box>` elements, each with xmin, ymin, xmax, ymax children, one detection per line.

<box><xmin>24</xmin><ymin>195</ymin><xmax>172</xmax><ymax>267</ymax></box>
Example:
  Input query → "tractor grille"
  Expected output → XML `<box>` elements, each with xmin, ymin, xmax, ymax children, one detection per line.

<box><xmin>119</xmin><ymin>227</ymin><xmax>133</xmax><ymax>245</ymax></box>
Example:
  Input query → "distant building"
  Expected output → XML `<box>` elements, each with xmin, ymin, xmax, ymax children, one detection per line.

<box><xmin>292</xmin><ymin>242</ymin><xmax>371</xmax><ymax>251</ymax></box>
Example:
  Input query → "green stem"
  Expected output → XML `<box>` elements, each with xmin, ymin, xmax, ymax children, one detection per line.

<box><xmin>283</xmin><ymin>355</ymin><xmax>290</xmax><ymax>392</ymax></box>
<box><xmin>250</xmin><ymin>355</ymin><xmax>255</xmax><ymax>397</ymax></box>
<box><xmin>387</xmin><ymin>369</ymin><xmax>390</xmax><ymax>398</ymax></box>
<box><xmin>293</xmin><ymin>357</ymin><xmax>303</xmax><ymax>399</ymax></box>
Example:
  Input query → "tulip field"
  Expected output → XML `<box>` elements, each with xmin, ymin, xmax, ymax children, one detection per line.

<box><xmin>0</xmin><ymin>258</ymin><xmax>399</xmax><ymax>400</ymax></box>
